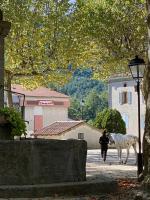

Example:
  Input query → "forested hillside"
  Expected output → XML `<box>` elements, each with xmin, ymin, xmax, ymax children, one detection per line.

<box><xmin>57</xmin><ymin>69</ymin><xmax>108</xmax><ymax>121</ymax></box>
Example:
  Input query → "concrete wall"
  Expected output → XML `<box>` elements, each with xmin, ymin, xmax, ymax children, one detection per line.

<box><xmin>38</xmin><ymin>124</ymin><xmax>103</xmax><ymax>149</ymax></box>
<box><xmin>0</xmin><ymin>139</ymin><xmax>87</xmax><ymax>185</ymax></box>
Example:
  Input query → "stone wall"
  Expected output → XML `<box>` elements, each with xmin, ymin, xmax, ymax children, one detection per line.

<box><xmin>0</xmin><ymin>139</ymin><xmax>87</xmax><ymax>185</ymax></box>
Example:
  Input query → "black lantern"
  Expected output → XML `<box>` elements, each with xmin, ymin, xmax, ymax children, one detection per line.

<box><xmin>128</xmin><ymin>55</ymin><xmax>145</xmax><ymax>178</ymax></box>
<box><xmin>128</xmin><ymin>55</ymin><xmax>145</xmax><ymax>81</ymax></box>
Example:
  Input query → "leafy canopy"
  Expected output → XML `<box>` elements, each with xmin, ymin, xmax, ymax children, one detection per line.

<box><xmin>74</xmin><ymin>0</ymin><xmax>147</xmax><ymax>79</ymax></box>
<box><xmin>1</xmin><ymin>0</ymin><xmax>147</xmax><ymax>88</ymax></box>
<box><xmin>1</xmin><ymin>0</ymin><xmax>97</xmax><ymax>88</ymax></box>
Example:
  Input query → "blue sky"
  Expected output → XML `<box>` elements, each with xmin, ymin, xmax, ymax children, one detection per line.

<box><xmin>70</xmin><ymin>0</ymin><xmax>76</xmax><ymax>3</ymax></box>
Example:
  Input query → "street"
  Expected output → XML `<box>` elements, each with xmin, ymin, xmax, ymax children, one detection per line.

<box><xmin>86</xmin><ymin>148</ymin><xmax>137</xmax><ymax>181</ymax></box>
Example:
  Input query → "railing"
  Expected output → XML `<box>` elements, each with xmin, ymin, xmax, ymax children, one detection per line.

<box><xmin>4</xmin><ymin>89</ymin><xmax>25</xmax><ymax>119</ymax></box>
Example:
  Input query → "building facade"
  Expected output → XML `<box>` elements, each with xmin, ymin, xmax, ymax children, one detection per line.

<box><xmin>108</xmin><ymin>75</ymin><xmax>146</xmax><ymax>140</ymax></box>
<box><xmin>11</xmin><ymin>85</ymin><xmax>70</xmax><ymax>136</ymax></box>
<box><xmin>32</xmin><ymin>121</ymin><xmax>103</xmax><ymax>149</ymax></box>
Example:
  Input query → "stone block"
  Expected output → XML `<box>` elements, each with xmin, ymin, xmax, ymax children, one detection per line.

<box><xmin>0</xmin><ymin>139</ymin><xmax>87</xmax><ymax>185</ymax></box>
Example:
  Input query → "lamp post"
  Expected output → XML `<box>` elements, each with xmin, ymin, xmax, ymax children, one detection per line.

<box><xmin>0</xmin><ymin>10</ymin><xmax>11</xmax><ymax>108</ymax></box>
<box><xmin>128</xmin><ymin>55</ymin><xmax>146</xmax><ymax>177</ymax></box>
<box><xmin>80</xmin><ymin>99</ymin><xmax>84</xmax><ymax>120</ymax></box>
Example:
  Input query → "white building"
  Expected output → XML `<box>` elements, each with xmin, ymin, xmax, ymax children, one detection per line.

<box><xmin>32</xmin><ymin>121</ymin><xmax>103</xmax><ymax>149</ymax></box>
<box><xmin>108</xmin><ymin>75</ymin><xmax>146</xmax><ymax>140</ymax></box>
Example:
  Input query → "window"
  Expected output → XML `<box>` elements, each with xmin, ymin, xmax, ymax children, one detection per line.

<box><xmin>78</xmin><ymin>133</ymin><xmax>84</xmax><ymax>139</ymax></box>
<box><xmin>122</xmin><ymin>114</ymin><xmax>129</xmax><ymax>128</ymax></box>
<box><xmin>122</xmin><ymin>92</ymin><xmax>128</xmax><ymax>104</ymax></box>
<box><xmin>119</xmin><ymin>92</ymin><xmax>132</xmax><ymax>105</ymax></box>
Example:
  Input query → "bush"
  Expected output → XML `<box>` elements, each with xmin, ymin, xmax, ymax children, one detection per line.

<box><xmin>94</xmin><ymin>108</ymin><xmax>126</xmax><ymax>134</ymax></box>
<box><xmin>94</xmin><ymin>108</ymin><xmax>108</xmax><ymax>129</ymax></box>
<box><xmin>0</xmin><ymin>107</ymin><xmax>26</xmax><ymax>137</ymax></box>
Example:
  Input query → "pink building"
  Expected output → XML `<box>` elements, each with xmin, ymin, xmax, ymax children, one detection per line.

<box><xmin>11</xmin><ymin>85</ymin><xmax>70</xmax><ymax>136</ymax></box>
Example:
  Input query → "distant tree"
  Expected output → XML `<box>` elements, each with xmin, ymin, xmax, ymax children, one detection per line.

<box><xmin>73</xmin><ymin>68</ymin><xmax>93</xmax><ymax>78</ymax></box>
<box><xmin>99</xmin><ymin>91</ymin><xmax>108</xmax><ymax>111</ymax></box>
<box><xmin>68</xmin><ymin>89</ymin><xmax>108</xmax><ymax>121</ymax></box>
<box><xmin>84</xmin><ymin>89</ymin><xmax>108</xmax><ymax>121</ymax></box>
<box><xmin>94</xmin><ymin>109</ymin><xmax>108</xmax><ymax>129</ymax></box>
<box><xmin>68</xmin><ymin>98</ymin><xmax>81</xmax><ymax>120</ymax></box>
<box><xmin>60</xmin><ymin>69</ymin><xmax>108</xmax><ymax>121</ymax></box>
<box><xmin>87</xmin><ymin>119</ymin><xmax>94</xmax><ymax>126</ymax></box>
<box><xmin>94</xmin><ymin>108</ymin><xmax>126</xmax><ymax>134</ymax></box>
<box><xmin>59</xmin><ymin>75</ymin><xmax>107</xmax><ymax>98</ymax></box>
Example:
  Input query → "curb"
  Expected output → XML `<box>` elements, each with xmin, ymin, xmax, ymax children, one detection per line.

<box><xmin>0</xmin><ymin>180</ymin><xmax>118</xmax><ymax>198</ymax></box>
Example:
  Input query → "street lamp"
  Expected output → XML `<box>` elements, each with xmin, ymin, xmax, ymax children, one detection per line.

<box><xmin>128</xmin><ymin>55</ymin><xmax>146</xmax><ymax>177</ymax></box>
<box><xmin>80</xmin><ymin>99</ymin><xmax>84</xmax><ymax>120</ymax></box>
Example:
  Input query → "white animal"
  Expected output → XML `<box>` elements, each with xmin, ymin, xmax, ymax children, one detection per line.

<box><xmin>108</xmin><ymin>133</ymin><xmax>138</xmax><ymax>164</ymax></box>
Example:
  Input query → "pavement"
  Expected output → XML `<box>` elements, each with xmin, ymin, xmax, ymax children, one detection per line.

<box><xmin>86</xmin><ymin>148</ymin><xmax>137</xmax><ymax>181</ymax></box>
<box><xmin>0</xmin><ymin>148</ymin><xmax>138</xmax><ymax>199</ymax></box>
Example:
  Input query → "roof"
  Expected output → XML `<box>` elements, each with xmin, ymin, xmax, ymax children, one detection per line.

<box><xmin>33</xmin><ymin>121</ymin><xmax>85</xmax><ymax>136</ymax></box>
<box><xmin>11</xmin><ymin>84</ymin><xmax>69</xmax><ymax>98</ymax></box>
<box><xmin>109</xmin><ymin>73</ymin><xmax>133</xmax><ymax>83</ymax></box>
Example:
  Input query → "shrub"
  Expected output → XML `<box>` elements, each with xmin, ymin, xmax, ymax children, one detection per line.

<box><xmin>0</xmin><ymin>107</ymin><xmax>26</xmax><ymax>137</ymax></box>
<box><xmin>94</xmin><ymin>108</ymin><xmax>108</xmax><ymax>129</ymax></box>
<box><xmin>94</xmin><ymin>108</ymin><xmax>126</xmax><ymax>134</ymax></box>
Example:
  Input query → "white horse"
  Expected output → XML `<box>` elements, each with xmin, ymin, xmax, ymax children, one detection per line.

<box><xmin>108</xmin><ymin>133</ymin><xmax>138</xmax><ymax>164</ymax></box>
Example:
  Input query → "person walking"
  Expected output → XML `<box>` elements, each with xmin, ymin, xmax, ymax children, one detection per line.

<box><xmin>99</xmin><ymin>130</ymin><xmax>109</xmax><ymax>162</ymax></box>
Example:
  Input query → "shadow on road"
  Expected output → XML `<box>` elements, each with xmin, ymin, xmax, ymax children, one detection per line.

<box><xmin>86</xmin><ymin>149</ymin><xmax>137</xmax><ymax>181</ymax></box>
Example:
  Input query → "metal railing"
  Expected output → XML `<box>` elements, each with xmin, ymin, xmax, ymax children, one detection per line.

<box><xmin>4</xmin><ymin>89</ymin><xmax>25</xmax><ymax>120</ymax></box>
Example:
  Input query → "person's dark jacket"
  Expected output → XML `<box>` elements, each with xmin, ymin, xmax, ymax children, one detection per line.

<box><xmin>99</xmin><ymin>135</ymin><xmax>109</xmax><ymax>149</ymax></box>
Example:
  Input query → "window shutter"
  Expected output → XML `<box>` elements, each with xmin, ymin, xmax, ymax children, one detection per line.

<box><xmin>128</xmin><ymin>92</ymin><xmax>132</xmax><ymax>104</ymax></box>
<box><xmin>119</xmin><ymin>92</ymin><xmax>122</xmax><ymax>105</ymax></box>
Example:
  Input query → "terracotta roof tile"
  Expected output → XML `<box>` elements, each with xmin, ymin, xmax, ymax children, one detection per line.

<box><xmin>11</xmin><ymin>84</ymin><xmax>69</xmax><ymax>98</ymax></box>
<box><xmin>33</xmin><ymin>121</ymin><xmax>84</xmax><ymax>136</ymax></box>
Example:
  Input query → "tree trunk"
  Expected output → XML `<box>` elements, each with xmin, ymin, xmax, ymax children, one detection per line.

<box><xmin>143</xmin><ymin>0</ymin><xmax>150</xmax><ymax>189</ymax></box>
